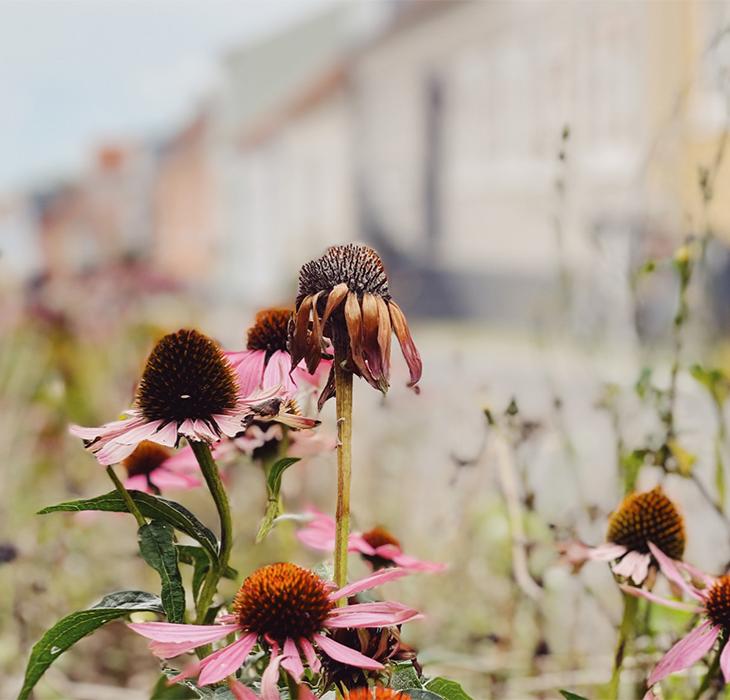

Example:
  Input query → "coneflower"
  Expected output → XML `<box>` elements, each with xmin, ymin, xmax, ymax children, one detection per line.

<box><xmin>121</xmin><ymin>440</ymin><xmax>200</xmax><ymax>494</ymax></box>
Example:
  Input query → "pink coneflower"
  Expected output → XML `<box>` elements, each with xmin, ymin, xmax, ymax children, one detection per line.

<box><xmin>121</xmin><ymin>441</ymin><xmax>200</xmax><ymax>494</ymax></box>
<box><xmin>297</xmin><ymin>510</ymin><xmax>445</xmax><ymax>573</ymax></box>
<box><xmin>226</xmin><ymin>308</ymin><xmax>331</xmax><ymax>399</ymax></box>
<box><xmin>622</xmin><ymin>543</ymin><xmax>729</xmax><ymax>694</ymax></box>
<box><xmin>290</xmin><ymin>244</ymin><xmax>422</xmax><ymax>404</ymax></box>
<box><xmin>129</xmin><ymin>564</ymin><xmax>420</xmax><ymax>696</ymax></box>
<box><xmin>560</xmin><ymin>486</ymin><xmax>685</xmax><ymax>585</ymax></box>
<box><xmin>70</xmin><ymin>329</ymin><xmax>283</xmax><ymax>465</ymax></box>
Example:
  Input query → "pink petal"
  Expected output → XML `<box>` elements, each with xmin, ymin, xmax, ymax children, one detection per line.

<box><xmin>229</xmin><ymin>680</ymin><xmax>260</xmax><ymax>700</ymax></box>
<box><xmin>124</xmin><ymin>474</ymin><xmax>152</xmax><ymax>493</ymax></box>
<box><xmin>128</xmin><ymin>622</ymin><xmax>239</xmax><ymax>658</ymax></box>
<box><xmin>330</xmin><ymin>567</ymin><xmax>410</xmax><ymax>601</ymax></box>
<box><xmin>198</xmin><ymin>633</ymin><xmax>258</xmax><ymax>686</ymax></box>
<box><xmin>261</xmin><ymin>652</ymin><xmax>283</xmax><ymax>700</ymax></box>
<box><xmin>313</xmin><ymin>633</ymin><xmax>383</xmax><ymax>670</ymax></box>
<box><xmin>112</xmin><ymin>419</ymin><xmax>164</xmax><ymax>446</ymax></box>
<box><xmin>179</xmin><ymin>419</ymin><xmax>197</xmax><ymax>438</ymax></box>
<box><xmin>159</xmin><ymin>446</ymin><xmax>200</xmax><ymax>473</ymax></box>
<box><xmin>151</xmin><ymin>467</ymin><xmax>200</xmax><ymax>491</ymax></box>
<box><xmin>95</xmin><ymin>439</ymin><xmax>142</xmax><ymax>466</ymax></box>
<box><xmin>193</xmin><ymin>419</ymin><xmax>219</xmax><ymax>442</ymax></box>
<box><xmin>297</xmin><ymin>684</ymin><xmax>317</xmax><ymax>700</ymax></box>
<box><xmin>213</xmin><ymin>413</ymin><xmax>247</xmax><ymax>438</ymax></box>
<box><xmin>648</xmin><ymin>542</ymin><xmax>703</xmax><ymax>601</ymax></box>
<box><xmin>619</xmin><ymin>584</ymin><xmax>703</xmax><ymax>613</ymax></box>
<box><xmin>281</xmin><ymin>637</ymin><xmax>304</xmax><ymax>682</ymax></box>
<box><xmin>230</xmin><ymin>350</ymin><xmax>267</xmax><ymax>397</ymax></box>
<box><xmin>264</xmin><ymin>351</ymin><xmax>299</xmax><ymax>396</ymax></box>
<box><xmin>298</xmin><ymin>637</ymin><xmax>321</xmax><ymax>674</ymax></box>
<box><xmin>390</xmin><ymin>551</ymin><xmax>447</xmax><ymax>572</ymax></box>
<box><xmin>648</xmin><ymin>621</ymin><xmax>720</xmax><ymax>685</ymax></box>
<box><xmin>721</xmin><ymin>639</ymin><xmax>730</xmax><ymax>683</ymax></box>
<box><xmin>325</xmin><ymin>601</ymin><xmax>423</xmax><ymax>628</ymax></box>
<box><xmin>587</xmin><ymin>543</ymin><xmax>628</xmax><ymax>561</ymax></box>
<box><xmin>677</xmin><ymin>561</ymin><xmax>717</xmax><ymax>589</ymax></box>
<box><xmin>152</xmin><ymin>420</ymin><xmax>178</xmax><ymax>447</ymax></box>
<box><xmin>612</xmin><ymin>551</ymin><xmax>650</xmax><ymax>584</ymax></box>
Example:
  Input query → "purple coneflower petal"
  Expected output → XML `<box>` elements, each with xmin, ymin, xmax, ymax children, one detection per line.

<box><xmin>197</xmin><ymin>632</ymin><xmax>258</xmax><ymax>686</ymax></box>
<box><xmin>648</xmin><ymin>542</ymin><xmax>704</xmax><ymax>601</ymax></box>
<box><xmin>648</xmin><ymin>620</ymin><xmax>720</xmax><ymax>685</ymax></box>
<box><xmin>329</xmin><ymin>566</ymin><xmax>408</xmax><ymax>601</ymax></box>
<box><xmin>227</xmin><ymin>349</ymin><xmax>267</xmax><ymax>397</ymax></box>
<box><xmin>313</xmin><ymin>633</ymin><xmax>383</xmax><ymax>670</ymax></box>
<box><xmin>325</xmin><ymin>601</ymin><xmax>423</xmax><ymax>628</ymax></box>
<box><xmin>720</xmin><ymin>639</ymin><xmax>730</xmax><ymax>683</ymax></box>
<box><xmin>128</xmin><ymin>622</ymin><xmax>239</xmax><ymax>658</ymax></box>
<box><xmin>153</xmin><ymin>420</ymin><xmax>179</xmax><ymax>446</ymax></box>
<box><xmin>281</xmin><ymin>637</ymin><xmax>305</xmax><ymax>682</ymax></box>
<box><xmin>586</xmin><ymin>542</ymin><xmax>628</xmax><ymax>561</ymax></box>
<box><xmin>619</xmin><ymin>584</ymin><xmax>703</xmax><ymax>613</ymax></box>
<box><xmin>677</xmin><ymin>560</ymin><xmax>718</xmax><ymax>589</ymax></box>
<box><xmin>261</xmin><ymin>651</ymin><xmax>284</xmax><ymax>700</ymax></box>
<box><xmin>229</xmin><ymin>680</ymin><xmax>260</xmax><ymax>700</ymax></box>
<box><xmin>298</xmin><ymin>637</ymin><xmax>321</xmax><ymax>674</ymax></box>
<box><xmin>389</xmin><ymin>550</ymin><xmax>447</xmax><ymax>572</ymax></box>
<box><xmin>613</xmin><ymin>550</ymin><xmax>651</xmax><ymax>584</ymax></box>
<box><xmin>151</xmin><ymin>467</ymin><xmax>200</xmax><ymax>491</ymax></box>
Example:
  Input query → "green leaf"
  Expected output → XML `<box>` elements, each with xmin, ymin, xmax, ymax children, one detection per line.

<box><xmin>425</xmin><ymin>678</ymin><xmax>474</xmax><ymax>700</ymax></box>
<box><xmin>404</xmin><ymin>692</ymin><xmax>442</xmax><ymax>700</ymax></box>
<box><xmin>560</xmin><ymin>692</ymin><xmax>589</xmax><ymax>700</ymax></box>
<box><xmin>266</xmin><ymin>457</ymin><xmax>300</xmax><ymax>495</ymax></box>
<box><xmin>139</xmin><ymin>521</ymin><xmax>186</xmax><ymax>623</ymax></box>
<box><xmin>40</xmin><ymin>490</ymin><xmax>219</xmax><ymax>563</ymax></box>
<box><xmin>18</xmin><ymin>591</ymin><xmax>163</xmax><ymax>700</ymax></box>
<box><xmin>389</xmin><ymin>661</ymin><xmax>423</xmax><ymax>691</ymax></box>
<box><xmin>151</xmin><ymin>673</ymin><xmax>197</xmax><ymax>699</ymax></box>
<box><xmin>176</xmin><ymin>545</ymin><xmax>237</xmax><ymax>600</ymax></box>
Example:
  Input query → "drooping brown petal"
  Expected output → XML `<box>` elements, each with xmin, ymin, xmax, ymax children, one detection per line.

<box><xmin>375</xmin><ymin>295</ymin><xmax>392</xmax><ymax>381</ymax></box>
<box><xmin>290</xmin><ymin>295</ymin><xmax>313</xmax><ymax>369</ymax></box>
<box><xmin>317</xmin><ymin>364</ymin><xmax>336</xmax><ymax>410</ymax></box>
<box><xmin>321</xmin><ymin>282</ymin><xmax>349</xmax><ymax>328</ymax></box>
<box><xmin>361</xmin><ymin>293</ymin><xmax>388</xmax><ymax>393</ymax></box>
<box><xmin>305</xmin><ymin>291</ymin><xmax>324</xmax><ymax>374</ymax></box>
<box><xmin>344</xmin><ymin>291</ymin><xmax>374</xmax><ymax>385</ymax></box>
<box><xmin>388</xmin><ymin>300</ymin><xmax>422</xmax><ymax>390</ymax></box>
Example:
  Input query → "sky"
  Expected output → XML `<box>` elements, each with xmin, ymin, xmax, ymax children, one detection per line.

<box><xmin>0</xmin><ymin>0</ymin><xmax>332</xmax><ymax>192</ymax></box>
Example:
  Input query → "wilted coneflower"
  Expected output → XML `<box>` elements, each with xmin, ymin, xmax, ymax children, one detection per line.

<box><xmin>129</xmin><ymin>563</ymin><xmax>420</xmax><ymax>696</ymax></box>
<box><xmin>561</xmin><ymin>486</ymin><xmax>685</xmax><ymax>585</ymax></box>
<box><xmin>226</xmin><ymin>308</ymin><xmax>331</xmax><ymax>398</ymax></box>
<box><xmin>291</xmin><ymin>244</ymin><xmax>422</xmax><ymax>402</ymax></box>
<box><xmin>71</xmin><ymin>329</ymin><xmax>281</xmax><ymax>465</ymax></box>
<box><xmin>297</xmin><ymin>509</ymin><xmax>446</xmax><ymax>572</ymax></box>
<box><xmin>622</xmin><ymin>546</ymin><xmax>730</xmax><ymax>695</ymax></box>
<box><xmin>122</xmin><ymin>440</ymin><xmax>200</xmax><ymax>494</ymax></box>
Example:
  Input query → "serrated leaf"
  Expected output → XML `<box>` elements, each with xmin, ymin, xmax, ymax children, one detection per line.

<box><xmin>139</xmin><ymin>521</ymin><xmax>186</xmax><ymax>623</ymax></box>
<box><xmin>560</xmin><ymin>692</ymin><xmax>589</xmax><ymax>700</ymax></box>
<box><xmin>390</xmin><ymin>661</ymin><xmax>423</xmax><ymax>691</ymax></box>
<box><xmin>18</xmin><ymin>591</ymin><xmax>162</xmax><ymax>700</ymax></box>
<box><xmin>40</xmin><ymin>490</ymin><xmax>219</xmax><ymax>563</ymax></box>
<box><xmin>425</xmin><ymin>678</ymin><xmax>474</xmax><ymax>700</ymax></box>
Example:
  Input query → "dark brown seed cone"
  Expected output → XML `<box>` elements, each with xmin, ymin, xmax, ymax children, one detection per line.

<box><xmin>231</xmin><ymin>563</ymin><xmax>334</xmax><ymax>642</ymax></box>
<box><xmin>705</xmin><ymin>575</ymin><xmax>730</xmax><ymax>630</ymax></box>
<box><xmin>606</xmin><ymin>486</ymin><xmax>685</xmax><ymax>560</ymax></box>
<box><xmin>122</xmin><ymin>441</ymin><xmax>171</xmax><ymax>477</ymax></box>
<box><xmin>360</xmin><ymin>527</ymin><xmax>402</xmax><ymax>570</ymax></box>
<box><xmin>136</xmin><ymin>329</ymin><xmax>238</xmax><ymax>423</ymax></box>
<box><xmin>247</xmin><ymin>308</ymin><xmax>293</xmax><ymax>358</ymax></box>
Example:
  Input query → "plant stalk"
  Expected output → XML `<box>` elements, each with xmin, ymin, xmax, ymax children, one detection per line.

<box><xmin>190</xmin><ymin>440</ymin><xmax>232</xmax><ymax>623</ymax></box>
<box><xmin>692</xmin><ymin>638</ymin><xmax>723</xmax><ymax>700</ymax></box>
<box><xmin>333</xmin><ymin>348</ymin><xmax>353</xmax><ymax>595</ymax></box>
<box><xmin>105</xmin><ymin>466</ymin><xmax>146</xmax><ymax>528</ymax></box>
<box><xmin>607</xmin><ymin>592</ymin><xmax>638</xmax><ymax>698</ymax></box>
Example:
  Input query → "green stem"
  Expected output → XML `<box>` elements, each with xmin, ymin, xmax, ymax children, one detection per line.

<box><xmin>190</xmin><ymin>440</ymin><xmax>233</xmax><ymax>623</ymax></box>
<box><xmin>607</xmin><ymin>592</ymin><xmax>638</xmax><ymax>698</ymax></box>
<box><xmin>692</xmin><ymin>639</ymin><xmax>723</xmax><ymax>700</ymax></box>
<box><xmin>105</xmin><ymin>466</ymin><xmax>146</xmax><ymax>528</ymax></box>
<box><xmin>333</xmin><ymin>348</ymin><xmax>353</xmax><ymax>594</ymax></box>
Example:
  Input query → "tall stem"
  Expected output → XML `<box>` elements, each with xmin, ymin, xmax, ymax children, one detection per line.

<box><xmin>692</xmin><ymin>637</ymin><xmax>722</xmax><ymax>700</ymax></box>
<box><xmin>607</xmin><ymin>592</ymin><xmax>638</xmax><ymax>698</ymax></box>
<box><xmin>106</xmin><ymin>466</ymin><xmax>145</xmax><ymax>528</ymax></box>
<box><xmin>333</xmin><ymin>347</ymin><xmax>353</xmax><ymax>593</ymax></box>
<box><xmin>190</xmin><ymin>440</ymin><xmax>232</xmax><ymax>623</ymax></box>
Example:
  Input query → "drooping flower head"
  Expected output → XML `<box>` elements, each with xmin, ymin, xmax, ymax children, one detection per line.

<box><xmin>297</xmin><ymin>509</ymin><xmax>446</xmax><ymax>572</ymax></box>
<box><xmin>129</xmin><ymin>564</ymin><xmax>421</xmax><ymax>696</ymax></box>
<box><xmin>226</xmin><ymin>308</ymin><xmax>331</xmax><ymax>399</ymax></box>
<box><xmin>622</xmin><ymin>546</ymin><xmax>730</xmax><ymax>693</ymax></box>
<box><xmin>122</xmin><ymin>440</ymin><xmax>200</xmax><ymax>494</ymax></box>
<box><xmin>560</xmin><ymin>486</ymin><xmax>685</xmax><ymax>585</ymax></box>
<box><xmin>71</xmin><ymin>329</ymin><xmax>281</xmax><ymax>465</ymax></box>
<box><xmin>291</xmin><ymin>244</ymin><xmax>422</xmax><ymax>405</ymax></box>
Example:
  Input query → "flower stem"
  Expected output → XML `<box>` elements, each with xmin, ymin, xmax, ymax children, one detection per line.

<box><xmin>190</xmin><ymin>440</ymin><xmax>233</xmax><ymax>623</ymax></box>
<box><xmin>607</xmin><ymin>591</ymin><xmax>638</xmax><ymax>698</ymax></box>
<box><xmin>692</xmin><ymin>638</ymin><xmax>723</xmax><ymax>700</ymax></box>
<box><xmin>333</xmin><ymin>347</ymin><xmax>353</xmax><ymax>594</ymax></box>
<box><xmin>105</xmin><ymin>466</ymin><xmax>146</xmax><ymax>528</ymax></box>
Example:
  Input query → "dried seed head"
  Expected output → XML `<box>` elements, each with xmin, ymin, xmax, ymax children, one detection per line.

<box><xmin>122</xmin><ymin>441</ymin><xmax>171</xmax><ymax>477</ymax></box>
<box><xmin>362</xmin><ymin>527</ymin><xmax>401</xmax><ymax>551</ymax></box>
<box><xmin>606</xmin><ymin>486</ymin><xmax>685</xmax><ymax>560</ymax></box>
<box><xmin>247</xmin><ymin>308</ymin><xmax>292</xmax><ymax>356</ymax></box>
<box><xmin>297</xmin><ymin>244</ymin><xmax>390</xmax><ymax>305</ymax></box>
<box><xmin>232</xmin><ymin>563</ymin><xmax>334</xmax><ymax>641</ymax></box>
<box><xmin>705</xmin><ymin>575</ymin><xmax>730</xmax><ymax>630</ymax></box>
<box><xmin>346</xmin><ymin>690</ymin><xmax>403</xmax><ymax>700</ymax></box>
<box><xmin>136</xmin><ymin>329</ymin><xmax>239</xmax><ymax>423</ymax></box>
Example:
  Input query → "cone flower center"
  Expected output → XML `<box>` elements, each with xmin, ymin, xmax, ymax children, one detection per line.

<box><xmin>346</xmin><ymin>689</ymin><xmax>403</xmax><ymax>700</ymax></box>
<box><xmin>362</xmin><ymin>527</ymin><xmax>401</xmax><ymax>551</ymax></box>
<box><xmin>232</xmin><ymin>563</ymin><xmax>334</xmax><ymax>641</ymax></box>
<box><xmin>136</xmin><ymin>329</ymin><xmax>239</xmax><ymax>423</ymax></box>
<box><xmin>606</xmin><ymin>486</ymin><xmax>685</xmax><ymax>560</ymax></box>
<box><xmin>297</xmin><ymin>244</ymin><xmax>390</xmax><ymax>304</ymax></box>
<box><xmin>246</xmin><ymin>308</ymin><xmax>292</xmax><ymax>356</ymax></box>
<box><xmin>122</xmin><ymin>441</ymin><xmax>171</xmax><ymax>477</ymax></box>
<box><xmin>705</xmin><ymin>575</ymin><xmax>730</xmax><ymax>630</ymax></box>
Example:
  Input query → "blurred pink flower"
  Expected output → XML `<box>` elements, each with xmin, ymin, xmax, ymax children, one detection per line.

<box><xmin>129</xmin><ymin>564</ymin><xmax>420</xmax><ymax>696</ymax></box>
<box><xmin>226</xmin><ymin>308</ymin><xmax>331</xmax><ymax>399</ymax></box>
<box><xmin>71</xmin><ymin>329</ymin><xmax>282</xmax><ymax>465</ymax></box>
<box><xmin>297</xmin><ymin>510</ymin><xmax>446</xmax><ymax>572</ymax></box>
<box><xmin>121</xmin><ymin>441</ymin><xmax>201</xmax><ymax>494</ymax></box>
<box><xmin>622</xmin><ymin>542</ymin><xmax>728</xmax><ymax>694</ymax></box>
